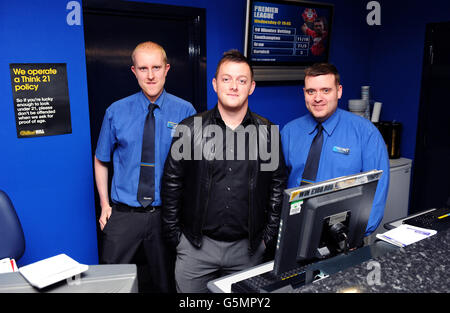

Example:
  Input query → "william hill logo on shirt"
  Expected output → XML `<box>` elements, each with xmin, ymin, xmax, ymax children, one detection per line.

<box><xmin>333</xmin><ymin>146</ymin><xmax>350</xmax><ymax>155</ymax></box>
<box><xmin>167</xmin><ymin>121</ymin><xmax>178</xmax><ymax>136</ymax></box>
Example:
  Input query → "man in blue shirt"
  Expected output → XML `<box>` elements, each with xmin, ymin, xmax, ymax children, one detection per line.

<box><xmin>281</xmin><ymin>63</ymin><xmax>389</xmax><ymax>236</ymax></box>
<box><xmin>94</xmin><ymin>41</ymin><xmax>196</xmax><ymax>292</ymax></box>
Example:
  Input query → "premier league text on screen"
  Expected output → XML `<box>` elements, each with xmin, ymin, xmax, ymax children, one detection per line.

<box><xmin>244</xmin><ymin>0</ymin><xmax>334</xmax><ymax>81</ymax></box>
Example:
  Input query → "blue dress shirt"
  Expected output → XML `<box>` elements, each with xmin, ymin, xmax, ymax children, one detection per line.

<box><xmin>96</xmin><ymin>90</ymin><xmax>196</xmax><ymax>207</ymax></box>
<box><xmin>281</xmin><ymin>108</ymin><xmax>390</xmax><ymax>235</ymax></box>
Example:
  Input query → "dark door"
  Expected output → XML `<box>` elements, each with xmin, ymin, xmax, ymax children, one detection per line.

<box><xmin>82</xmin><ymin>0</ymin><xmax>206</xmax><ymax>267</ymax></box>
<box><xmin>411</xmin><ymin>21</ymin><xmax>450</xmax><ymax>213</ymax></box>
<box><xmin>83</xmin><ymin>0</ymin><xmax>206</xmax><ymax>153</ymax></box>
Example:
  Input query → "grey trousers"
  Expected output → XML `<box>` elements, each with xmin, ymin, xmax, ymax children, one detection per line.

<box><xmin>175</xmin><ymin>234</ymin><xmax>265</xmax><ymax>293</ymax></box>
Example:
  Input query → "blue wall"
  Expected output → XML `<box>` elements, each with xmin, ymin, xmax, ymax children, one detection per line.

<box><xmin>0</xmin><ymin>1</ymin><xmax>98</xmax><ymax>265</ymax></box>
<box><xmin>1</xmin><ymin>0</ymin><xmax>449</xmax><ymax>266</ymax></box>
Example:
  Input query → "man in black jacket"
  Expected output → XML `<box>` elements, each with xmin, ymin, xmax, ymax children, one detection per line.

<box><xmin>161</xmin><ymin>50</ymin><xmax>287</xmax><ymax>293</ymax></box>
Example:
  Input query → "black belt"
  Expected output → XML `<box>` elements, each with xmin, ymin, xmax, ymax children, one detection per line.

<box><xmin>113</xmin><ymin>202</ymin><xmax>161</xmax><ymax>213</ymax></box>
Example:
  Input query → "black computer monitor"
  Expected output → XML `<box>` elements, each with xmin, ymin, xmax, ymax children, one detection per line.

<box><xmin>273</xmin><ymin>170</ymin><xmax>382</xmax><ymax>275</ymax></box>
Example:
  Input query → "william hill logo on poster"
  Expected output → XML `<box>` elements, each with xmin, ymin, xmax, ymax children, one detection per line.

<box><xmin>19</xmin><ymin>129</ymin><xmax>45</xmax><ymax>137</ymax></box>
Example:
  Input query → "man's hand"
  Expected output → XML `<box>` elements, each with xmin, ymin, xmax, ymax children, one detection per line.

<box><xmin>99</xmin><ymin>204</ymin><xmax>112</xmax><ymax>231</ymax></box>
<box><xmin>94</xmin><ymin>156</ymin><xmax>112</xmax><ymax>231</ymax></box>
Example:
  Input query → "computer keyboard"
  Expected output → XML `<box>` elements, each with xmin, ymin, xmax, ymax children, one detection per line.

<box><xmin>402</xmin><ymin>207</ymin><xmax>450</xmax><ymax>231</ymax></box>
<box><xmin>231</xmin><ymin>267</ymin><xmax>321</xmax><ymax>293</ymax></box>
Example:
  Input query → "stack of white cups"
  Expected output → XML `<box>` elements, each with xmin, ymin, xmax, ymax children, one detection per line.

<box><xmin>348</xmin><ymin>99</ymin><xmax>368</xmax><ymax>118</ymax></box>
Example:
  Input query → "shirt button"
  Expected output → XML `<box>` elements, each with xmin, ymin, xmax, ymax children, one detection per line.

<box><xmin>226</xmin><ymin>186</ymin><xmax>231</xmax><ymax>191</ymax></box>
<box><xmin>228</xmin><ymin>167</ymin><xmax>232</xmax><ymax>172</ymax></box>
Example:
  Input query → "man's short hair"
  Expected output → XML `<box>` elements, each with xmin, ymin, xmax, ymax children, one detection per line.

<box><xmin>304</xmin><ymin>63</ymin><xmax>340</xmax><ymax>86</ymax></box>
<box><xmin>131</xmin><ymin>41</ymin><xmax>168</xmax><ymax>65</ymax></box>
<box><xmin>215</xmin><ymin>49</ymin><xmax>254</xmax><ymax>80</ymax></box>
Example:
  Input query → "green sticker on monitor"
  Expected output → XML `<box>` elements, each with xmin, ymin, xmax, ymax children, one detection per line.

<box><xmin>290</xmin><ymin>199</ymin><xmax>303</xmax><ymax>215</ymax></box>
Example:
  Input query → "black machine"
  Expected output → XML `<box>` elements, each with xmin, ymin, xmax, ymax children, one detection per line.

<box><xmin>402</xmin><ymin>207</ymin><xmax>450</xmax><ymax>232</ymax></box>
<box><xmin>231</xmin><ymin>170</ymin><xmax>382</xmax><ymax>293</ymax></box>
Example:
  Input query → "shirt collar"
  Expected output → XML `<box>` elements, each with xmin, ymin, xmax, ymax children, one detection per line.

<box><xmin>138</xmin><ymin>89</ymin><xmax>166</xmax><ymax>112</ymax></box>
<box><xmin>306</xmin><ymin>108</ymin><xmax>341</xmax><ymax>136</ymax></box>
<box><xmin>213</xmin><ymin>104</ymin><xmax>253</xmax><ymax>127</ymax></box>
<box><xmin>322</xmin><ymin>108</ymin><xmax>341</xmax><ymax>136</ymax></box>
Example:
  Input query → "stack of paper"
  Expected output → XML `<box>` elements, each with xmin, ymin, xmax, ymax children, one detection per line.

<box><xmin>19</xmin><ymin>254</ymin><xmax>88</xmax><ymax>289</ymax></box>
<box><xmin>376</xmin><ymin>224</ymin><xmax>437</xmax><ymax>247</ymax></box>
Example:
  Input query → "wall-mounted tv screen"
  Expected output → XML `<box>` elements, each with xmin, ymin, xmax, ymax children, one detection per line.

<box><xmin>244</xmin><ymin>0</ymin><xmax>334</xmax><ymax>82</ymax></box>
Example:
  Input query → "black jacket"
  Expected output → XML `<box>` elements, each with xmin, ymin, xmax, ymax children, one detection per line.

<box><xmin>161</xmin><ymin>106</ymin><xmax>287</xmax><ymax>254</ymax></box>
